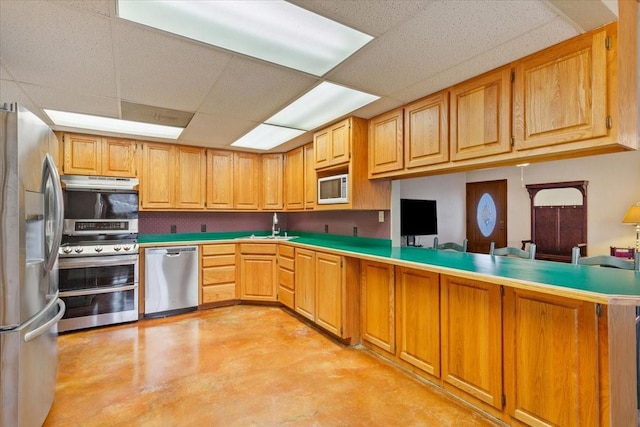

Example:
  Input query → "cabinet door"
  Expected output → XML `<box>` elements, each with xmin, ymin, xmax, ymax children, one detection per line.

<box><xmin>314</xmin><ymin>128</ymin><xmax>330</xmax><ymax>169</ymax></box>
<box><xmin>239</xmin><ymin>255</ymin><xmax>277</xmax><ymax>301</ymax></box>
<box><xmin>102</xmin><ymin>138</ymin><xmax>137</xmax><ymax>177</ymax></box>
<box><xmin>295</xmin><ymin>248</ymin><xmax>316</xmax><ymax>321</ymax></box>
<box><xmin>440</xmin><ymin>275</ymin><xmax>502</xmax><ymax>409</ymax></box>
<box><xmin>206</xmin><ymin>149</ymin><xmax>234</xmax><ymax>209</ymax></box>
<box><xmin>261</xmin><ymin>153</ymin><xmax>283</xmax><ymax>210</ymax></box>
<box><xmin>513</xmin><ymin>29</ymin><xmax>608</xmax><ymax>150</ymax></box>
<box><xmin>405</xmin><ymin>91</ymin><xmax>449</xmax><ymax>168</ymax></box>
<box><xmin>284</xmin><ymin>147</ymin><xmax>304</xmax><ymax>210</ymax></box>
<box><xmin>329</xmin><ymin>119</ymin><xmax>350</xmax><ymax>166</ymax></box>
<box><xmin>360</xmin><ymin>260</ymin><xmax>395</xmax><ymax>354</ymax></box>
<box><xmin>369</xmin><ymin>108</ymin><xmax>403</xmax><ymax>175</ymax></box>
<box><xmin>315</xmin><ymin>252</ymin><xmax>343</xmax><ymax>337</ymax></box>
<box><xmin>396</xmin><ymin>267</ymin><xmax>440</xmax><ymax>377</ymax></box>
<box><xmin>303</xmin><ymin>143</ymin><xmax>316</xmax><ymax>209</ymax></box>
<box><xmin>503</xmin><ymin>288</ymin><xmax>598</xmax><ymax>426</ymax></box>
<box><xmin>175</xmin><ymin>146</ymin><xmax>205</xmax><ymax>209</ymax></box>
<box><xmin>141</xmin><ymin>143</ymin><xmax>175</xmax><ymax>209</ymax></box>
<box><xmin>450</xmin><ymin>66</ymin><xmax>512</xmax><ymax>161</ymax></box>
<box><xmin>233</xmin><ymin>152</ymin><xmax>260</xmax><ymax>210</ymax></box>
<box><xmin>63</xmin><ymin>133</ymin><xmax>102</xmax><ymax>175</ymax></box>
<box><xmin>201</xmin><ymin>244</ymin><xmax>236</xmax><ymax>304</ymax></box>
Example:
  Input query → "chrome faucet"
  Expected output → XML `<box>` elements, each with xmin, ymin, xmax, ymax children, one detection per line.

<box><xmin>271</xmin><ymin>212</ymin><xmax>280</xmax><ymax>237</ymax></box>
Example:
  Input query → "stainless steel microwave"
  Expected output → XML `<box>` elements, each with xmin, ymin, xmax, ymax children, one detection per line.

<box><xmin>318</xmin><ymin>174</ymin><xmax>348</xmax><ymax>204</ymax></box>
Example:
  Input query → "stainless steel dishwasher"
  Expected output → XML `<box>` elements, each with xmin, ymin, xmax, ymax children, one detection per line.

<box><xmin>144</xmin><ymin>246</ymin><xmax>199</xmax><ymax>317</ymax></box>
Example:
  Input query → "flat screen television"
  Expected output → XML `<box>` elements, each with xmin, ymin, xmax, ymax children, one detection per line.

<box><xmin>400</xmin><ymin>198</ymin><xmax>437</xmax><ymax>237</ymax></box>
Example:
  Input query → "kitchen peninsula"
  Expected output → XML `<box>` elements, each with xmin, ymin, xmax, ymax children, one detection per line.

<box><xmin>140</xmin><ymin>231</ymin><xmax>639</xmax><ymax>426</ymax></box>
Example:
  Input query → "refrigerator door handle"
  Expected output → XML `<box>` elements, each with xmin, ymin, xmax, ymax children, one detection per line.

<box><xmin>24</xmin><ymin>298</ymin><xmax>65</xmax><ymax>343</ymax></box>
<box><xmin>41</xmin><ymin>153</ymin><xmax>64</xmax><ymax>273</ymax></box>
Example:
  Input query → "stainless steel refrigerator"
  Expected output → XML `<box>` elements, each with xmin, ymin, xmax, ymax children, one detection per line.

<box><xmin>0</xmin><ymin>103</ymin><xmax>65</xmax><ymax>426</ymax></box>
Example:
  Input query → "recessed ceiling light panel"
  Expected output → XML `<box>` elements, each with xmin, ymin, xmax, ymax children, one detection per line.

<box><xmin>266</xmin><ymin>82</ymin><xmax>379</xmax><ymax>130</ymax></box>
<box><xmin>44</xmin><ymin>109</ymin><xmax>184</xmax><ymax>139</ymax></box>
<box><xmin>231</xmin><ymin>124</ymin><xmax>305</xmax><ymax>150</ymax></box>
<box><xmin>117</xmin><ymin>0</ymin><xmax>373</xmax><ymax>76</ymax></box>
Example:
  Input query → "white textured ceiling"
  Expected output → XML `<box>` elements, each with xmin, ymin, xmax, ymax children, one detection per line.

<box><xmin>0</xmin><ymin>0</ymin><xmax>617</xmax><ymax>153</ymax></box>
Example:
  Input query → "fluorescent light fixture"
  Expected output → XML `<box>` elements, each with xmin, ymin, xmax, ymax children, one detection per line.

<box><xmin>231</xmin><ymin>124</ymin><xmax>305</xmax><ymax>150</ymax></box>
<box><xmin>44</xmin><ymin>109</ymin><xmax>184</xmax><ymax>139</ymax></box>
<box><xmin>117</xmin><ymin>0</ymin><xmax>373</xmax><ymax>76</ymax></box>
<box><xmin>266</xmin><ymin>82</ymin><xmax>379</xmax><ymax>131</ymax></box>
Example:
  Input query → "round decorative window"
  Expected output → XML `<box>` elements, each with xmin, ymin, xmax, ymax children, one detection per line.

<box><xmin>476</xmin><ymin>193</ymin><xmax>497</xmax><ymax>237</ymax></box>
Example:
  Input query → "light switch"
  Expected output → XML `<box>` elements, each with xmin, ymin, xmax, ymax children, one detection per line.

<box><xmin>378</xmin><ymin>211</ymin><xmax>384</xmax><ymax>222</ymax></box>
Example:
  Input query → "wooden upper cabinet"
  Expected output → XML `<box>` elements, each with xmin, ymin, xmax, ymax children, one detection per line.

<box><xmin>102</xmin><ymin>138</ymin><xmax>137</xmax><ymax>177</ymax></box>
<box><xmin>303</xmin><ymin>143</ymin><xmax>316</xmax><ymax>209</ymax></box>
<box><xmin>450</xmin><ymin>66</ymin><xmax>512</xmax><ymax>161</ymax></box>
<box><xmin>261</xmin><ymin>153</ymin><xmax>283</xmax><ymax>210</ymax></box>
<box><xmin>314</xmin><ymin>118</ymin><xmax>351</xmax><ymax>169</ymax></box>
<box><xmin>404</xmin><ymin>90</ymin><xmax>449</xmax><ymax>168</ymax></box>
<box><xmin>175</xmin><ymin>146</ymin><xmax>205</xmax><ymax>209</ymax></box>
<box><xmin>233</xmin><ymin>152</ymin><xmax>260</xmax><ymax>210</ymax></box>
<box><xmin>513</xmin><ymin>28</ymin><xmax>609</xmax><ymax>150</ymax></box>
<box><xmin>141</xmin><ymin>142</ymin><xmax>175</xmax><ymax>209</ymax></box>
<box><xmin>206</xmin><ymin>149</ymin><xmax>234</xmax><ymax>210</ymax></box>
<box><xmin>284</xmin><ymin>146</ymin><xmax>304</xmax><ymax>210</ymax></box>
<box><xmin>369</xmin><ymin>108</ymin><xmax>404</xmax><ymax>175</ymax></box>
<box><xmin>63</xmin><ymin>133</ymin><xmax>137</xmax><ymax>177</ymax></box>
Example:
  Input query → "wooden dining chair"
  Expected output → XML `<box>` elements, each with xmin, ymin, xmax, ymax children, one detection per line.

<box><xmin>489</xmin><ymin>241</ymin><xmax>536</xmax><ymax>259</ymax></box>
<box><xmin>571</xmin><ymin>247</ymin><xmax>640</xmax><ymax>271</ymax></box>
<box><xmin>432</xmin><ymin>237</ymin><xmax>468</xmax><ymax>252</ymax></box>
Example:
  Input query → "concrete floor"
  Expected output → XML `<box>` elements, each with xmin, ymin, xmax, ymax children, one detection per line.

<box><xmin>44</xmin><ymin>305</ymin><xmax>502</xmax><ymax>426</ymax></box>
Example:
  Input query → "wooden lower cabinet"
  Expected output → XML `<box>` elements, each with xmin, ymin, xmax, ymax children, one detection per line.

<box><xmin>239</xmin><ymin>244</ymin><xmax>277</xmax><ymax>302</ymax></box>
<box><xmin>295</xmin><ymin>248</ymin><xmax>358</xmax><ymax>340</ymax></box>
<box><xmin>396</xmin><ymin>267</ymin><xmax>440</xmax><ymax>377</ymax></box>
<box><xmin>201</xmin><ymin>244</ymin><xmax>236</xmax><ymax>304</ymax></box>
<box><xmin>277</xmin><ymin>245</ymin><xmax>295</xmax><ymax>309</ymax></box>
<box><xmin>440</xmin><ymin>274</ymin><xmax>503</xmax><ymax>410</ymax></box>
<box><xmin>360</xmin><ymin>260</ymin><xmax>395</xmax><ymax>354</ymax></box>
<box><xmin>503</xmin><ymin>287</ymin><xmax>599</xmax><ymax>426</ymax></box>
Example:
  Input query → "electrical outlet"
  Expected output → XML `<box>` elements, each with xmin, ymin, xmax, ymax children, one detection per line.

<box><xmin>201</xmin><ymin>224</ymin><xmax>206</xmax><ymax>232</ymax></box>
<box><xmin>324</xmin><ymin>224</ymin><xmax>329</xmax><ymax>233</ymax></box>
<box><xmin>378</xmin><ymin>211</ymin><xmax>385</xmax><ymax>222</ymax></box>
<box><xmin>353</xmin><ymin>226</ymin><xmax>358</xmax><ymax>237</ymax></box>
<box><xmin>170</xmin><ymin>224</ymin><xmax>176</xmax><ymax>233</ymax></box>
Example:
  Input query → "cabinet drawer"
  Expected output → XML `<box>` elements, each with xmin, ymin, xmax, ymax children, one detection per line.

<box><xmin>203</xmin><ymin>266</ymin><xmax>236</xmax><ymax>285</ymax></box>
<box><xmin>278</xmin><ymin>256</ymin><xmax>294</xmax><ymax>271</ymax></box>
<box><xmin>203</xmin><ymin>284</ymin><xmax>236</xmax><ymax>303</ymax></box>
<box><xmin>278</xmin><ymin>267</ymin><xmax>294</xmax><ymax>290</ymax></box>
<box><xmin>239</xmin><ymin>243</ymin><xmax>277</xmax><ymax>255</ymax></box>
<box><xmin>202</xmin><ymin>244</ymin><xmax>235</xmax><ymax>256</ymax></box>
<box><xmin>202</xmin><ymin>254</ymin><xmax>236</xmax><ymax>268</ymax></box>
<box><xmin>278</xmin><ymin>244</ymin><xmax>295</xmax><ymax>258</ymax></box>
<box><xmin>278</xmin><ymin>286</ymin><xmax>294</xmax><ymax>310</ymax></box>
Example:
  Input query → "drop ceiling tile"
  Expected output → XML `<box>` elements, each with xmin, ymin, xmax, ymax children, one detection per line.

<box><xmin>115</xmin><ymin>21</ymin><xmax>233</xmax><ymax>113</ymax></box>
<box><xmin>0</xmin><ymin>1</ymin><xmax>117</xmax><ymax>97</ymax></box>
<box><xmin>178</xmin><ymin>112</ymin><xmax>257</xmax><ymax>149</ymax></box>
<box><xmin>350</xmin><ymin>97</ymin><xmax>405</xmax><ymax>120</ymax></box>
<box><xmin>198</xmin><ymin>57</ymin><xmax>319</xmax><ymax>122</ymax></box>
<box><xmin>21</xmin><ymin>82</ymin><xmax>120</xmax><ymax>118</ymax></box>
<box><xmin>327</xmin><ymin>0</ymin><xmax>562</xmax><ymax>97</ymax></box>
<box><xmin>0</xmin><ymin>80</ymin><xmax>47</xmax><ymax>122</ymax></box>
<box><xmin>0</xmin><ymin>64</ymin><xmax>10</xmax><ymax>80</ymax></box>
<box><xmin>289</xmin><ymin>0</ymin><xmax>430</xmax><ymax>37</ymax></box>
<box><xmin>391</xmin><ymin>18</ymin><xmax>580</xmax><ymax>103</ymax></box>
<box><xmin>55</xmin><ymin>0</ymin><xmax>115</xmax><ymax>17</ymax></box>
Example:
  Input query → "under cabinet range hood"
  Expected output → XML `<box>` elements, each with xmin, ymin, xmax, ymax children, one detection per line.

<box><xmin>61</xmin><ymin>175</ymin><xmax>139</xmax><ymax>192</ymax></box>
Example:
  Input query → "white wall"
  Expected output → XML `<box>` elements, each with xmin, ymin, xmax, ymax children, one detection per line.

<box><xmin>391</xmin><ymin>149</ymin><xmax>640</xmax><ymax>255</ymax></box>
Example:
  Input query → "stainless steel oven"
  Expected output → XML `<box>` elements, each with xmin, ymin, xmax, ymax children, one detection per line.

<box><xmin>58</xmin><ymin>254</ymin><xmax>138</xmax><ymax>332</ymax></box>
<box><xmin>58</xmin><ymin>175</ymin><xmax>140</xmax><ymax>332</ymax></box>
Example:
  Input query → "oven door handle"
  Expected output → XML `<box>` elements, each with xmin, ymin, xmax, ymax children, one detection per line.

<box><xmin>60</xmin><ymin>284</ymin><xmax>138</xmax><ymax>298</ymax></box>
<box><xmin>59</xmin><ymin>255</ymin><xmax>139</xmax><ymax>269</ymax></box>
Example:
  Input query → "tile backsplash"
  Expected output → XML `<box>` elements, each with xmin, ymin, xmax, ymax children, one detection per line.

<box><xmin>139</xmin><ymin>210</ymin><xmax>389</xmax><ymax>239</ymax></box>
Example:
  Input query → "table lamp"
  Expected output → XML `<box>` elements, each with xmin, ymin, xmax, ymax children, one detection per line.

<box><xmin>622</xmin><ymin>202</ymin><xmax>640</xmax><ymax>252</ymax></box>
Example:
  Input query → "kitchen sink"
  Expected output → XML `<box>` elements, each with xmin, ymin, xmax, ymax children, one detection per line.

<box><xmin>235</xmin><ymin>235</ymin><xmax>298</xmax><ymax>241</ymax></box>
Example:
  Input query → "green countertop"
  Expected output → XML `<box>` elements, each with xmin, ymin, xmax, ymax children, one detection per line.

<box><xmin>139</xmin><ymin>231</ymin><xmax>640</xmax><ymax>303</ymax></box>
